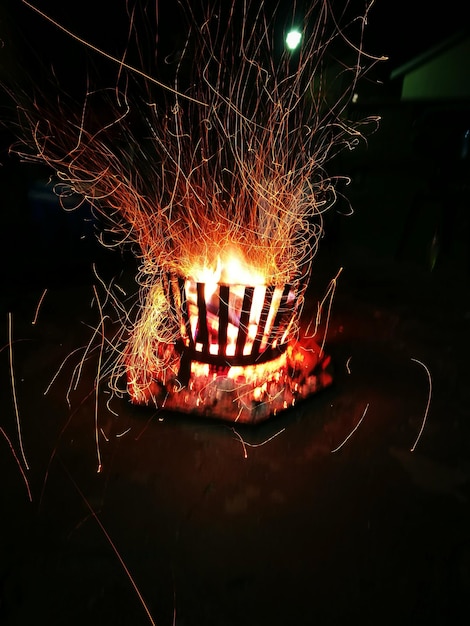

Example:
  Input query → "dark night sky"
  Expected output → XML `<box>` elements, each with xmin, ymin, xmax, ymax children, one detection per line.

<box><xmin>1</xmin><ymin>0</ymin><xmax>469</xmax><ymax>81</ymax></box>
<box><xmin>362</xmin><ymin>0</ymin><xmax>469</xmax><ymax>71</ymax></box>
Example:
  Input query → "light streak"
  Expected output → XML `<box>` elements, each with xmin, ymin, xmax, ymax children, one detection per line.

<box><xmin>318</xmin><ymin>267</ymin><xmax>343</xmax><ymax>357</ymax></box>
<box><xmin>116</xmin><ymin>427</ymin><xmax>131</xmax><ymax>438</ymax></box>
<box><xmin>8</xmin><ymin>312</ymin><xmax>29</xmax><ymax>471</ymax></box>
<box><xmin>21</xmin><ymin>0</ymin><xmax>207</xmax><ymax>107</ymax></box>
<box><xmin>345</xmin><ymin>356</ymin><xmax>352</xmax><ymax>374</ymax></box>
<box><xmin>0</xmin><ymin>426</ymin><xmax>33</xmax><ymax>502</ymax></box>
<box><xmin>305</xmin><ymin>266</ymin><xmax>343</xmax><ymax>356</ymax></box>
<box><xmin>104</xmin><ymin>389</ymin><xmax>120</xmax><ymax>417</ymax></box>
<box><xmin>32</xmin><ymin>287</ymin><xmax>48</xmax><ymax>325</ymax></box>
<box><xmin>67</xmin><ymin>345</ymin><xmax>103</xmax><ymax>409</ymax></box>
<box><xmin>6</xmin><ymin>1</ymin><xmax>382</xmax><ymax>408</ymax></box>
<box><xmin>410</xmin><ymin>358</ymin><xmax>432</xmax><ymax>452</ymax></box>
<box><xmin>331</xmin><ymin>403</ymin><xmax>369</xmax><ymax>453</ymax></box>
<box><xmin>92</xmin><ymin>284</ymin><xmax>104</xmax><ymax>473</ymax></box>
<box><xmin>100</xmin><ymin>427</ymin><xmax>110</xmax><ymax>442</ymax></box>
<box><xmin>115</xmin><ymin>283</ymin><xmax>127</xmax><ymax>296</ymax></box>
<box><xmin>59</xmin><ymin>458</ymin><xmax>157</xmax><ymax>626</ymax></box>
<box><xmin>231</xmin><ymin>428</ymin><xmax>248</xmax><ymax>458</ymax></box>
<box><xmin>71</xmin><ymin>325</ymin><xmax>107</xmax><ymax>395</ymax></box>
<box><xmin>43</xmin><ymin>345</ymin><xmax>88</xmax><ymax>396</ymax></box>
<box><xmin>231</xmin><ymin>426</ymin><xmax>286</xmax><ymax>459</ymax></box>
<box><xmin>244</xmin><ymin>427</ymin><xmax>286</xmax><ymax>447</ymax></box>
<box><xmin>38</xmin><ymin>387</ymin><xmax>97</xmax><ymax>509</ymax></box>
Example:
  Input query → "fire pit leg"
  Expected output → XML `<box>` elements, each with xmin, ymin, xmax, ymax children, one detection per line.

<box><xmin>177</xmin><ymin>348</ymin><xmax>192</xmax><ymax>387</ymax></box>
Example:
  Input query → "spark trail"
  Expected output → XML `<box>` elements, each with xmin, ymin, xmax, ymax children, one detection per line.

<box><xmin>5</xmin><ymin>0</ymin><xmax>383</xmax><ymax>405</ymax></box>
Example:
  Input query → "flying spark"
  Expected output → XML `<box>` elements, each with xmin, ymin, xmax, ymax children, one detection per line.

<box><xmin>410</xmin><ymin>357</ymin><xmax>433</xmax><ymax>452</ymax></box>
<box><xmin>331</xmin><ymin>403</ymin><xmax>369</xmax><ymax>453</ymax></box>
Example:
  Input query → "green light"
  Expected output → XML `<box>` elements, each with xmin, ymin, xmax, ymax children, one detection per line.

<box><xmin>285</xmin><ymin>29</ymin><xmax>302</xmax><ymax>51</ymax></box>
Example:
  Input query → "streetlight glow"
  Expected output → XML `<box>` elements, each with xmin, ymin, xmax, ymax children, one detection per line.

<box><xmin>285</xmin><ymin>29</ymin><xmax>302</xmax><ymax>51</ymax></box>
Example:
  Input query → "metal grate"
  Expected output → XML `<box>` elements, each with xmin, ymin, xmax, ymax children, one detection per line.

<box><xmin>168</xmin><ymin>275</ymin><xmax>304</xmax><ymax>368</ymax></box>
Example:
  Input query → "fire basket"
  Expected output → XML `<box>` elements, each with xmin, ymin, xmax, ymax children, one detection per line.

<box><xmin>169</xmin><ymin>275</ymin><xmax>300</xmax><ymax>371</ymax></box>
<box><xmin>126</xmin><ymin>272</ymin><xmax>333</xmax><ymax>424</ymax></box>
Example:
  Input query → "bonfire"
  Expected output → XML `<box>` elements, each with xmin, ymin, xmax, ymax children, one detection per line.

<box><xmin>3</xmin><ymin>0</ymin><xmax>382</xmax><ymax>422</ymax></box>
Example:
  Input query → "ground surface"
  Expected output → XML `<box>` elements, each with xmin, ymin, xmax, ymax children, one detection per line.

<box><xmin>1</xmin><ymin>196</ymin><xmax>469</xmax><ymax>625</ymax></box>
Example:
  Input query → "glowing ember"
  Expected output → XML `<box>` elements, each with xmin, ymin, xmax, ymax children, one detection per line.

<box><xmin>127</xmin><ymin>333</ymin><xmax>332</xmax><ymax>424</ymax></box>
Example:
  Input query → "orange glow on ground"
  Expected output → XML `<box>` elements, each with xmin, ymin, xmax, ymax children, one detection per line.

<box><xmin>126</xmin><ymin>334</ymin><xmax>332</xmax><ymax>424</ymax></box>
